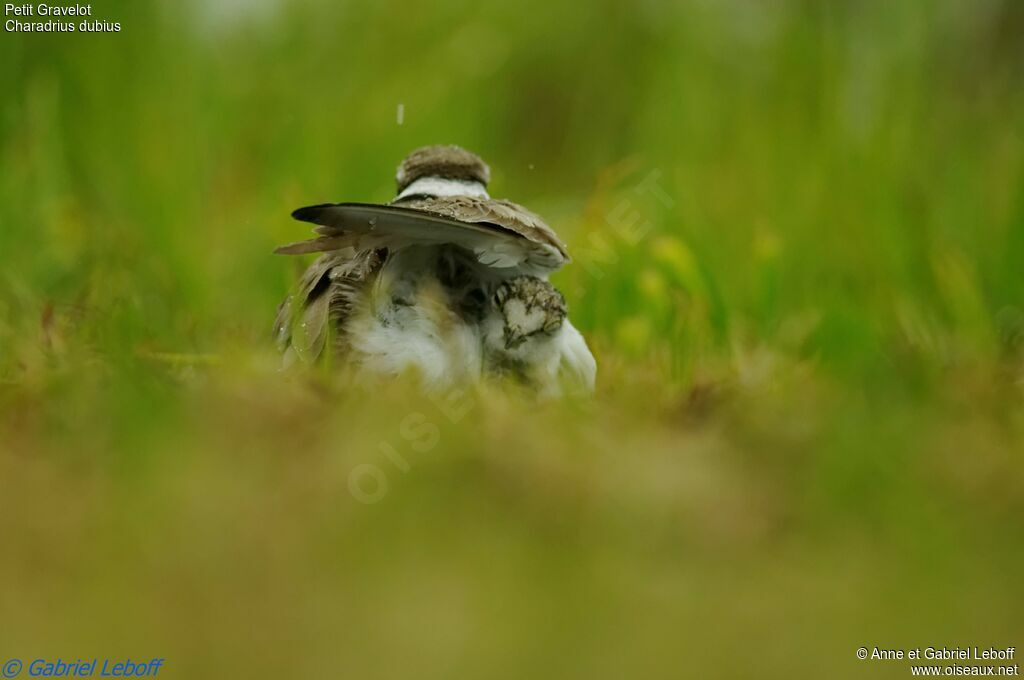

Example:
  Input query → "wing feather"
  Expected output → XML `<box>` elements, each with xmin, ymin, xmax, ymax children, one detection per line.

<box><xmin>276</xmin><ymin>202</ymin><xmax>567</xmax><ymax>272</ymax></box>
<box><xmin>274</xmin><ymin>249</ymin><xmax>381</xmax><ymax>363</ymax></box>
<box><xmin>398</xmin><ymin>196</ymin><xmax>568</xmax><ymax>260</ymax></box>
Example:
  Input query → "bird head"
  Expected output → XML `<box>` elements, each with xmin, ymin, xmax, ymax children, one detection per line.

<box><xmin>394</xmin><ymin>145</ymin><xmax>492</xmax><ymax>200</ymax></box>
<box><xmin>494</xmin><ymin>276</ymin><xmax>566</xmax><ymax>350</ymax></box>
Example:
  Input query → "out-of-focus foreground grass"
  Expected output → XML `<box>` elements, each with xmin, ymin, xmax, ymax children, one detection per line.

<box><xmin>1</xmin><ymin>1</ymin><xmax>1023</xmax><ymax>677</ymax></box>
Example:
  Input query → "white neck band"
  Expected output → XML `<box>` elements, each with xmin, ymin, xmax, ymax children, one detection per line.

<box><xmin>396</xmin><ymin>176</ymin><xmax>490</xmax><ymax>201</ymax></box>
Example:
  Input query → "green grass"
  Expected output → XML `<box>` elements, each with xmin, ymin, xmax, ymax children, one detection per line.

<box><xmin>1</xmin><ymin>1</ymin><xmax>1023</xmax><ymax>678</ymax></box>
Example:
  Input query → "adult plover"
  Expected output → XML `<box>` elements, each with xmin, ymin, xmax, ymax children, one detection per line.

<box><xmin>274</xmin><ymin>145</ymin><xmax>596</xmax><ymax>395</ymax></box>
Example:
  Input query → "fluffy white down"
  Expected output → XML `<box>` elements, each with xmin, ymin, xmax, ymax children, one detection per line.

<box><xmin>556</xmin><ymin>321</ymin><xmax>598</xmax><ymax>392</ymax></box>
<box><xmin>345</xmin><ymin>271</ymin><xmax>596</xmax><ymax>394</ymax></box>
<box><xmin>346</xmin><ymin>306</ymin><xmax>482</xmax><ymax>390</ymax></box>
<box><xmin>480</xmin><ymin>310</ymin><xmax>596</xmax><ymax>397</ymax></box>
<box><xmin>344</xmin><ymin>252</ymin><xmax>483</xmax><ymax>390</ymax></box>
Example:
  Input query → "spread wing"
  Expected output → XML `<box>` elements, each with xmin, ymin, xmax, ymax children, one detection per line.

<box><xmin>396</xmin><ymin>196</ymin><xmax>568</xmax><ymax>261</ymax></box>
<box><xmin>275</xmin><ymin>199</ymin><xmax>568</xmax><ymax>273</ymax></box>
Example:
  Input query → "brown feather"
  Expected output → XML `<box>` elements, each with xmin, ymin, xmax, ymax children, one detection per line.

<box><xmin>279</xmin><ymin>201</ymin><xmax>568</xmax><ymax>270</ymax></box>
<box><xmin>393</xmin><ymin>196</ymin><xmax>569</xmax><ymax>260</ymax></box>
<box><xmin>275</xmin><ymin>235</ymin><xmax>354</xmax><ymax>255</ymax></box>
<box><xmin>274</xmin><ymin>249</ymin><xmax>382</xmax><ymax>361</ymax></box>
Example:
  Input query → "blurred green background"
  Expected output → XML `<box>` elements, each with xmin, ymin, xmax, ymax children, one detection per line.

<box><xmin>1</xmin><ymin>0</ymin><xmax>1023</xmax><ymax>677</ymax></box>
